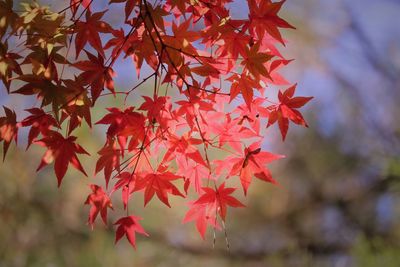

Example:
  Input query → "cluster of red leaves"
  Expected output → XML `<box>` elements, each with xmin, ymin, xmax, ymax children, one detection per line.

<box><xmin>0</xmin><ymin>0</ymin><xmax>312</xmax><ymax>249</ymax></box>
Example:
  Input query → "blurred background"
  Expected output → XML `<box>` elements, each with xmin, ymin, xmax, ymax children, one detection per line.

<box><xmin>1</xmin><ymin>0</ymin><xmax>400</xmax><ymax>266</ymax></box>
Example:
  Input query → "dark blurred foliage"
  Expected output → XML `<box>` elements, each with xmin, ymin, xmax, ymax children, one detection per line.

<box><xmin>1</xmin><ymin>0</ymin><xmax>400</xmax><ymax>266</ymax></box>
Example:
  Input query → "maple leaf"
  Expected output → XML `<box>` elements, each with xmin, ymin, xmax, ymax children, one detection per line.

<box><xmin>35</xmin><ymin>131</ymin><xmax>89</xmax><ymax>187</ymax></box>
<box><xmin>95</xmin><ymin>106</ymin><xmax>146</xmax><ymax>153</ymax></box>
<box><xmin>268</xmin><ymin>59</ymin><xmax>293</xmax><ymax>85</ymax></box>
<box><xmin>177</xmin><ymin>159</ymin><xmax>211</xmax><ymax>194</ymax></box>
<box><xmin>73</xmin><ymin>51</ymin><xmax>115</xmax><ymax>103</ymax></box>
<box><xmin>190</xmin><ymin>62</ymin><xmax>221</xmax><ymax>85</ymax></box>
<box><xmin>216</xmin><ymin>30</ymin><xmax>250</xmax><ymax>61</ymax></box>
<box><xmin>114</xmin><ymin>215</ymin><xmax>149</xmax><ymax>249</ymax></box>
<box><xmin>135</xmin><ymin>165</ymin><xmax>184</xmax><ymax>207</ymax></box>
<box><xmin>216</xmin><ymin>141</ymin><xmax>283</xmax><ymax>194</ymax></box>
<box><xmin>246</xmin><ymin>0</ymin><xmax>295</xmax><ymax>45</ymax></box>
<box><xmin>130</xmin><ymin>33</ymin><xmax>159</xmax><ymax>77</ymax></box>
<box><xmin>60</xmin><ymin>78</ymin><xmax>92</xmax><ymax>135</ymax></box>
<box><xmin>233</xmin><ymin>97</ymin><xmax>271</xmax><ymax>136</ymax></box>
<box><xmin>104</xmin><ymin>27</ymin><xmax>140</xmax><ymax>59</ymax></box>
<box><xmin>175</xmin><ymin>96</ymin><xmax>215</xmax><ymax>128</ymax></box>
<box><xmin>183</xmin><ymin>201</ymin><xmax>219</xmax><ymax>240</ymax></box>
<box><xmin>241</xmin><ymin>42</ymin><xmax>273</xmax><ymax>80</ymax></box>
<box><xmin>0</xmin><ymin>42</ymin><xmax>22</xmax><ymax>92</ymax></box>
<box><xmin>70</xmin><ymin>0</ymin><xmax>92</xmax><ymax>17</ymax></box>
<box><xmin>146</xmin><ymin>3</ymin><xmax>169</xmax><ymax>33</ymax></box>
<box><xmin>95</xmin><ymin>139</ymin><xmax>121</xmax><ymax>188</ymax></box>
<box><xmin>112</xmin><ymin>172</ymin><xmax>137</xmax><ymax>209</ymax></box>
<box><xmin>0</xmin><ymin>106</ymin><xmax>18</xmax><ymax>161</ymax></box>
<box><xmin>207</xmin><ymin>112</ymin><xmax>256</xmax><ymax>153</ymax></box>
<box><xmin>138</xmin><ymin>95</ymin><xmax>173</xmax><ymax>127</ymax></box>
<box><xmin>228</xmin><ymin>73</ymin><xmax>262</xmax><ymax>110</ymax></box>
<box><xmin>163</xmin><ymin>133</ymin><xmax>207</xmax><ymax>167</ymax></box>
<box><xmin>183</xmin><ymin>183</ymin><xmax>244</xmax><ymax>239</ymax></box>
<box><xmin>13</xmin><ymin>75</ymin><xmax>74</xmax><ymax>121</ymax></box>
<box><xmin>164</xmin><ymin>0</ymin><xmax>187</xmax><ymax>16</ymax></box>
<box><xmin>21</xmin><ymin>46</ymin><xmax>69</xmax><ymax>82</ymax></box>
<box><xmin>0</xmin><ymin>0</ymin><xmax>18</xmax><ymax>38</ymax></box>
<box><xmin>164</xmin><ymin>18</ymin><xmax>200</xmax><ymax>58</ymax></box>
<box><xmin>19</xmin><ymin>4</ymin><xmax>67</xmax><ymax>53</ymax></box>
<box><xmin>267</xmin><ymin>84</ymin><xmax>313</xmax><ymax>140</ymax></box>
<box><xmin>84</xmin><ymin>184</ymin><xmax>113</xmax><ymax>228</ymax></box>
<box><xmin>20</xmin><ymin>108</ymin><xmax>58</xmax><ymax>149</ymax></box>
<box><xmin>74</xmin><ymin>9</ymin><xmax>113</xmax><ymax>58</ymax></box>
<box><xmin>195</xmin><ymin>183</ymin><xmax>245</xmax><ymax>220</ymax></box>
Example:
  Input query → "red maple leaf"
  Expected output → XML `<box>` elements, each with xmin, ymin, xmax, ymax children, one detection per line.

<box><xmin>12</xmin><ymin>75</ymin><xmax>71</xmax><ymax>118</ymax></box>
<box><xmin>95</xmin><ymin>139</ymin><xmax>121</xmax><ymax>188</ymax></box>
<box><xmin>164</xmin><ymin>0</ymin><xmax>188</xmax><ymax>16</ymax></box>
<box><xmin>164</xmin><ymin>18</ymin><xmax>200</xmax><ymax>56</ymax></box>
<box><xmin>138</xmin><ymin>95</ymin><xmax>172</xmax><ymax>126</ymax></box>
<box><xmin>104</xmin><ymin>27</ymin><xmax>140</xmax><ymax>59</ymax></box>
<box><xmin>84</xmin><ymin>184</ymin><xmax>113</xmax><ymax>228</ymax></box>
<box><xmin>183</xmin><ymin>183</ymin><xmax>244</xmax><ymax>239</ymax></box>
<box><xmin>114</xmin><ymin>215</ymin><xmax>149</xmax><ymax>249</ymax></box>
<box><xmin>135</xmin><ymin>165</ymin><xmax>184</xmax><ymax>207</ymax></box>
<box><xmin>228</xmin><ymin>73</ymin><xmax>262</xmax><ymax>110</ymax></box>
<box><xmin>112</xmin><ymin>172</ymin><xmax>137</xmax><ymax>209</ymax></box>
<box><xmin>241</xmin><ymin>42</ymin><xmax>273</xmax><ymax>80</ymax></box>
<box><xmin>0</xmin><ymin>106</ymin><xmax>18</xmax><ymax>160</ymax></box>
<box><xmin>163</xmin><ymin>133</ymin><xmax>207</xmax><ymax>167</ymax></box>
<box><xmin>195</xmin><ymin>183</ymin><xmax>245</xmax><ymax>220</ymax></box>
<box><xmin>0</xmin><ymin>42</ymin><xmax>22</xmax><ymax>92</ymax></box>
<box><xmin>20</xmin><ymin>108</ymin><xmax>58</xmax><ymax>149</ymax></box>
<box><xmin>73</xmin><ymin>51</ymin><xmax>115</xmax><ymax>104</ymax></box>
<box><xmin>267</xmin><ymin>84</ymin><xmax>313</xmax><ymax>140</ymax></box>
<box><xmin>74</xmin><ymin>9</ymin><xmax>112</xmax><ymax>58</ymax></box>
<box><xmin>175</xmin><ymin>97</ymin><xmax>215</xmax><ymax>130</ymax></box>
<box><xmin>61</xmin><ymin>78</ymin><xmax>92</xmax><ymax>135</ymax></box>
<box><xmin>35</xmin><ymin>131</ymin><xmax>89</xmax><ymax>187</ymax></box>
<box><xmin>177</xmin><ymin>159</ymin><xmax>211</xmax><ymax>194</ymax></box>
<box><xmin>208</xmin><ymin>112</ymin><xmax>257</xmax><ymax>153</ymax></box>
<box><xmin>70</xmin><ymin>0</ymin><xmax>92</xmax><ymax>17</ymax></box>
<box><xmin>246</xmin><ymin>0</ymin><xmax>295</xmax><ymax>45</ymax></box>
<box><xmin>217</xmin><ymin>29</ymin><xmax>250</xmax><ymax>61</ymax></box>
<box><xmin>183</xmin><ymin>201</ymin><xmax>219</xmax><ymax>240</ymax></box>
<box><xmin>233</xmin><ymin>97</ymin><xmax>270</xmax><ymax>136</ymax></box>
<box><xmin>95</xmin><ymin>106</ymin><xmax>146</xmax><ymax>153</ymax></box>
<box><xmin>216</xmin><ymin>141</ymin><xmax>283</xmax><ymax>194</ymax></box>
